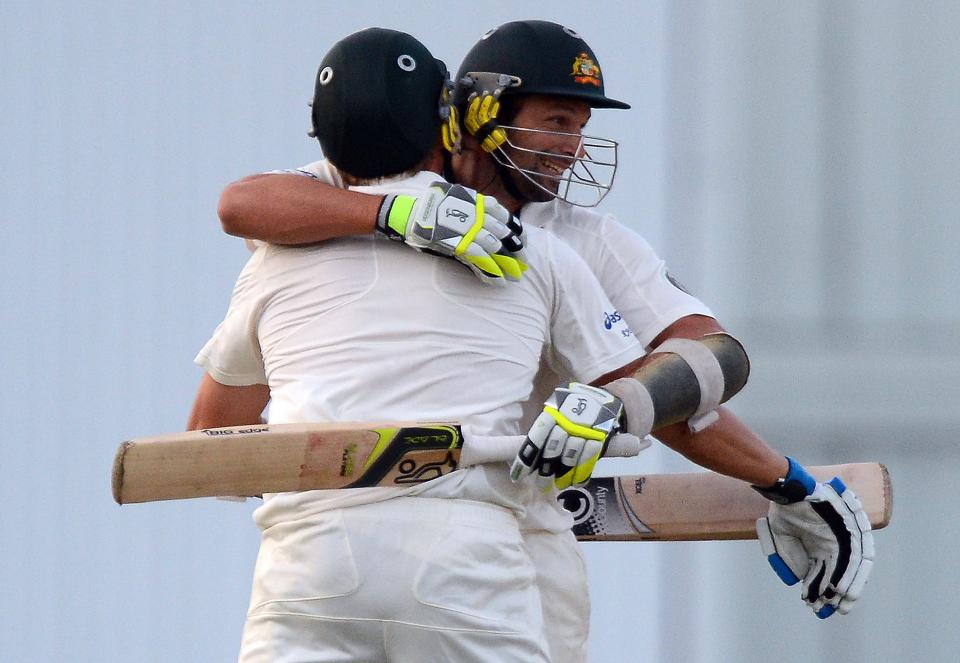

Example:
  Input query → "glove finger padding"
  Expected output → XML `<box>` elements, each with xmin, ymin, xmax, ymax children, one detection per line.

<box><xmin>512</xmin><ymin>383</ymin><xmax>625</xmax><ymax>490</ymax></box>
<box><xmin>482</xmin><ymin>196</ymin><xmax>524</xmax><ymax>246</ymax></box>
<box><xmin>837</xmin><ymin>557</ymin><xmax>873</xmax><ymax>615</ymax></box>
<box><xmin>759</xmin><ymin>472</ymin><xmax>875</xmax><ymax>619</ymax></box>
<box><xmin>510</xmin><ymin>410</ymin><xmax>555</xmax><ymax>481</ymax></box>
<box><xmin>438</xmin><ymin>189</ymin><xmax>526</xmax><ymax>284</ymax></box>
<box><xmin>480</xmin><ymin>197</ymin><xmax>527</xmax><ymax>281</ymax></box>
<box><xmin>384</xmin><ymin>181</ymin><xmax>527</xmax><ymax>285</ymax></box>
<box><xmin>534</xmin><ymin>426</ymin><xmax>571</xmax><ymax>493</ymax></box>
<box><xmin>540</xmin><ymin>425</ymin><xmax>569</xmax><ymax>464</ymax></box>
<box><xmin>566</xmin><ymin>437</ymin><xmax>604</xmax><ymax>488</ymax></box>
<box><xmin>756</xmin><ymin>516</ymin><xmax>809</xmax><ymax>585</ymax></box>
<box><xmin>807</xmin><ymin>482</ymin><xmax>875</xmax><ymax>618</ymax></box>
<box><xmin>490</xmin><ymin>254</ymin><xmax>525</xmax><ymax>282</ymax></box>
<box><xmin>465</xmin><ymin>93</ymin><xmax>507</xmax><ymax>153</ymax></box>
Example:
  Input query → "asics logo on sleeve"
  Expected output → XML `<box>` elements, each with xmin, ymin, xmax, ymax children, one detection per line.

<box><xmin>603</xmin><ymin>310</ymin><xmax>634</xmax><ymax>338</ymax></box>
<box><xmin>603</xmin><ymin>311</ymin><xmax>622</xmax><ymax>329</ymax></box>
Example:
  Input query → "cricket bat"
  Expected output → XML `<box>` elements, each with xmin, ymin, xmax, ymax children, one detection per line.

<box><xmin>560</xmin><ymin>463</ymin><xmax>892</xmax><ymax>541</ymax></box>
<box><xmin>111</xmin><ymin>422</ymin><xmax>640</xmax><ymax>505</ymax></box>
<box><xmin>112</xmin><ymin>423</ymin><xmax>892</xmax><ymax>543</ymax></box>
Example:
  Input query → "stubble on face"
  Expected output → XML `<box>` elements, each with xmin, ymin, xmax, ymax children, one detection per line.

<box><xmin>449</xmin><ymin>95</ymin><xmax>592</xmax><ymax>213</ymax></box>
<box><xmin>498</xmin><ymin>95</ymin><xmax>592</xmax><ymax>204</ymax></box>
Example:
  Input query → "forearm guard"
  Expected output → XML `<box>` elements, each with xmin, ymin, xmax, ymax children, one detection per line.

<box><xmin>603</xmin><ymin>332</ymin><xmax>749</xmax><ymax>435</ymax></box>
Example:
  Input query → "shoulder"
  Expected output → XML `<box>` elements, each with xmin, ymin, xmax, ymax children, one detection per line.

<box><xmin>266</xmin><ymin>159</ymin><xmax>342</xmax><ymax>186</ymax></box>
<box><xmin>522</xmin><ymin>201</ymin><xmax>658</xmax><ymax>267</ymax></box>
<box><xmin>522</xmin><ymin>200</ymin><xmax>638</xmax><ymax>244</ymax></box>
<box><xmin>523</xmin><ymin>225</ymin><xmax>585</xmax><ymax>266</ymax></box>
<box><xmin>350</xmin><ymin>171</ymin><xmax>445</xmax><ymax>196</ymax></box>
<box><xmin>521</xmin><ymin>227</ymin><xmax>608</xmax><ymax>303</ymax></box>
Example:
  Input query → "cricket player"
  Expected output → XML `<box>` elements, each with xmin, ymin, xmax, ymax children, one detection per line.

<box><xmin>191</xmin><ymin>28</ymin><xmax>648</xmax><ymax>662</ymax></box>
<box><xmin>209</xmin><ymin>22</ymin><xmax>875</xmax><ymax>661</ymax></box>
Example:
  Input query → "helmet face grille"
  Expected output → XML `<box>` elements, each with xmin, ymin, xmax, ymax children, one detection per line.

<box><xmin>490</xmin><ymin>124</ymin><xmax>619</xmax><ymax>208</ymax></box>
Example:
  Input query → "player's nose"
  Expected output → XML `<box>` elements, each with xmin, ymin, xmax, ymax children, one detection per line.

<box><xmin>556</xmin><ymin>131</ymin><xmax>585</xmax><ymax>157</ymax></box>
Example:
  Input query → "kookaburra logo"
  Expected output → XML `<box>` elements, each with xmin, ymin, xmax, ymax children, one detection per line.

<box><xmin>572</xmin><ymin>398</ymin><xmax>588</xmax><ymax>415</ymax></box>
<box><xmin>445</xmin><ymin>208</ymin><xmax>469</xmax><ymax>222</ymax></box>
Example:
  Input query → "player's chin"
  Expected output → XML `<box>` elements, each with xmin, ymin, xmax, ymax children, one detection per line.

<box><xmin>513</xmin><ymin>172</ymin><xmax>559</xmax><ymax>203</ymax></box>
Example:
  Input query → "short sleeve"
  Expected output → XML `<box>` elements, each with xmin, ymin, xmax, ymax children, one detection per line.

<box><xmin>264</xmin><ymin>159</ymin><xmax>342</xmax><ymax>187</ymax></box>
<box><xmin>529</xmin><ymin>202</ymin><xmax>715</xmax><ymax>349</ymax></box>
<box><xmin>543</xmin><ymin>237</ymin><xmax>646</xmax><ymax>383</ymax></box>
<box><xmin>588</xmin><ymin>216</ymin><xmax>714</xmax><ymax>347</ymax></box>
<box><xmin>194</xmin><ymin>249</ymin><xmax>269</xmax><ymax>385</ymax></box>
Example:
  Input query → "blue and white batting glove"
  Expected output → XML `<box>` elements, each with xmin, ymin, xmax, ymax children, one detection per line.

<box><xmin>755</xmin><ymin>457</ymin><xmax>875</xmax><ymax>619</ymax></box>
<box><xmin>511</xmin><ymin>383</ymin><xmax>629</xmax><ymax>491</ymax></box>
<box><xmin>376</xmin><ymin>181</ymin><xmax>527</xmax><ymax>284</ymax></box>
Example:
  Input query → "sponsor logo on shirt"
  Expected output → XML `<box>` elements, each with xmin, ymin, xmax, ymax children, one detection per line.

<box><xmin>603</xmin><ymin>310</ymin><xmax>634</xmax><ymax>338</ymax></box>
<box><xmin>603</xmin><ymin>310</ymin><xmax>622</xmax><ymax>330</ymax></box>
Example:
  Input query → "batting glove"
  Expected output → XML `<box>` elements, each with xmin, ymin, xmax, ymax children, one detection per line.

<box><xmin>511</xmin><ymin>383</ymin><xmax>629</xmax><ymax>491</ymax></box>
<box><xmin>465</xmin><ymin>92</ymin><xmax>507</xmax><ymax>153</ymax></box>
<box><xmin>755</xmin><ymin>457</ymin><xmax>875</xmax><ymax>619</ymax></box>
<box><xmin>376</xmin><ymin>181</ymin><xmax>527</xmax><ymax>284</ymax></box>
<box><xmin>460</xmin><ymin>72</ymin><xmax>520</xmax><ymax>153</ymax></box>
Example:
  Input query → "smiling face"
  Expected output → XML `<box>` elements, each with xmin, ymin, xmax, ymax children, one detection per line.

<box><xmin>497</xmin><ymin>94</ymin><xmax>592</xmax><ymax>203</ymax></box>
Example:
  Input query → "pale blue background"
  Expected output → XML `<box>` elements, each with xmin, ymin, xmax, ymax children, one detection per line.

<box><xmin>2</xmin><ymin>1</ymin><xmax>957</xmax><ymax>661</ymax></box>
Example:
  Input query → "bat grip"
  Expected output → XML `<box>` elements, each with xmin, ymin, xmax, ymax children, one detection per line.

<box><xmin>460</xmin><ymin>432</ymin><xmax>644</xmax><ymax>467</ymax></box>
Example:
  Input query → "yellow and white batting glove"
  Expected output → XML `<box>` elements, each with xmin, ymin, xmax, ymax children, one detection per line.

<box><xmin>511</xmin><ymin>383</ymin><xmax>629</xmax><ymax>491</ymax></box>
<box><xmin>376</xmin><ymin>181</ymin><xmax>527</xmax><ymax>284</ymax></box>
<box><xmin>460</xmin><ymin>72</ymin><xmax>520</xmax><ymax>153</ymax></box>
<box><xmin>755</xmin><ymin>457</ymin><xmax>875</xmax><ymax>619</ymax></box>
<box><xmin>465</xmin><ymin>92</ymin><xmax>507</xmax><ymax>153</ymax></box>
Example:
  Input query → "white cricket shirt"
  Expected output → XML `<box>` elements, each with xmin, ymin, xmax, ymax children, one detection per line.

<box><xmin>196</xmin><ymin>170</ymin><xmax>645</xmax><ymax>528</ymax></box>
<box><xmin>520</xmin><ymin>200</ymin><xmax>713</xmax><ymax>347</ymax></box>
<box><xmin>514</xmin><ymin>200</ymin><xmax>716</xmax><ymax>531</ymax></box>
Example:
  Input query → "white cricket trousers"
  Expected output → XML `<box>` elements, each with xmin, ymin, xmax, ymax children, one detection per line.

<box><xmin>238</xmin><ymin>497</ymin><xmax>550</xmax><ymax>663</ymax></box>
<box><xmin>524</xmin><ymin>529</ymin><xmax>591</xmax><ymax>663</ymax></box>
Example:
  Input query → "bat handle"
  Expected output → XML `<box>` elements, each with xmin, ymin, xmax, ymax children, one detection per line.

<box><xmin>460</xmin><ymin>432</ymin><xmax>646</xmax><ymax>467</ymax></box>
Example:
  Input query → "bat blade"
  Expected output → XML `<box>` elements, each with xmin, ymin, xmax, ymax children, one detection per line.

<box><xmin>112</xmin><ymin>422</ymin><xmax>465</xmax><ymax>504</ymax></box>
<box><xmin>111</xmin><ymin>425</ymin><xmax>639</xmax><ymax>505</ymax></box>
<box><xmin>562</xmin><ymin>463</ymin><xmax>892</xmax><ymax>542</ymax></box>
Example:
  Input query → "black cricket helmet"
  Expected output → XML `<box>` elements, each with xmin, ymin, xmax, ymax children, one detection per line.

<box><xmin>454</xmin><ymin>20</ymin><xmax>630</xmax><ymax>110</ymax></box>
<box><xmin>454</xmin><ymin>21</ymin><xmax>628</xmax><ymax>207</ymax></box>
<box><xmin>310</xmin><ymin>28</ymin><xmax>455</xmax><ymax>179</ymax></box>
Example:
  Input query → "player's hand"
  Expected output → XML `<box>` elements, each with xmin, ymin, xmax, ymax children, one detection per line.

<box><xmin>511</xmin><ymin>383</ymin><xmax>627</xmax><ymax>490</ymax></box>
<box><xmin>464</xmin><ymin>92</ymin><xmax>507</xmax><ymax>153</ymax></box>
<box><xmin>755</xmin><ymin>457</ymin><xmax>875</xmax><ymax>619</ymax></box>
<box><xmin>376</xmin><ymin>181</ymin><xmax>527</xmax><ymax>284</ymax></box>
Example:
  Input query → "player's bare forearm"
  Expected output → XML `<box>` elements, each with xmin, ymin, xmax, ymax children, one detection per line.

<box><xmin>218</xmin><ymin>173</ymin><xmax>382</xmax><ymax>245</ymax></box>
<box><xmin>592</xmin><ymin>313</ymin><xmax>787</xmax><ymax>485</ymax></box>
<box><xmin>186</xmin><ymin>374</ymin><xmax>270</xmax><ymax>430</ymax></box>
<box><xmin>653</xmin><ymin>407</ymin><xmax>788</xmax><ymax>486</ymax></box>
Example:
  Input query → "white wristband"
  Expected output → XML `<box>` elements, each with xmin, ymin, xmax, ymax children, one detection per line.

<box><xmin>602</xmin><ymin>378</ymin><xmax>656</xmax><ymax>437</ymax></box>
